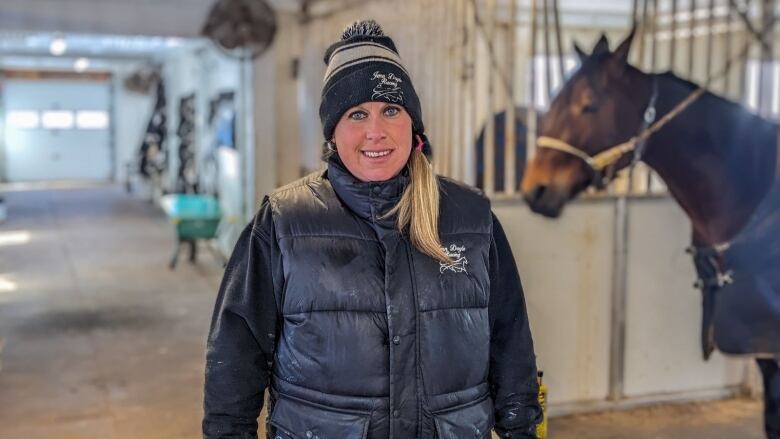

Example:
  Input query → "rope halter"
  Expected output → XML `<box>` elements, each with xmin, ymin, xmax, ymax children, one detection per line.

<box><xmin>535</xmin><ymin>76</ymin><xmax>659</xmax><ymax>189</ymax></box>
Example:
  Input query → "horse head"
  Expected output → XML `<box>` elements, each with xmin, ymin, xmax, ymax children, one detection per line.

<box><xmin>521</xmin><ymin>28</ymin><xmax>655</xmax><ymax>218</ymax></box>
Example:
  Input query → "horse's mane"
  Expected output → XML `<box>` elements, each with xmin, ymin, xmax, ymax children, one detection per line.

<box><xmin>651</xmin><ymin>69</ymin><xmax>779</xmax><ymax>164</ymax></box>
<box><xmin>656</xmin><ymin>70</ymin><xmax>779</xmax><ymax>128</ymax></box>
<box><xmin>657</xmin><ymin>71</ymin><xmax>699</xmax><ymax>90</ymax></box>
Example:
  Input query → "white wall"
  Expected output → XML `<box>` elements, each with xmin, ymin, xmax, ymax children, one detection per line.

<box><xmin>494</xmin><ymin>196</ymin><xmax>748</xmax><ymax>409</ymax></box>
<box><xmin>494</xmin><ymin>200</ymin><xmax>614</xmax><ymax>404</ymax></box>
<box><xmin>623</xmin><ymin>199</ymin><xmax>745</xmax><ymax>397</ymax></box>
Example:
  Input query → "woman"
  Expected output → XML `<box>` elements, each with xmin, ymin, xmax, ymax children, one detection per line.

<box><xmin>203</xmin><ymin>20</ymin><xmax>542</xmax><ymax>439</ymax></box>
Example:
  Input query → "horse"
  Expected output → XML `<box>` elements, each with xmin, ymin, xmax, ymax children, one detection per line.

<box><xmin>520</xmin><ymin>29</ymin><xmax>780</xmax><ymax>439</ymax></box>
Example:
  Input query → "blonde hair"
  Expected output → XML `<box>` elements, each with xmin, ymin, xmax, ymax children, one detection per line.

<box><xmin>384</xmin><ymin>149</ymin><xmax>450</xmax><ymax>263</ymax></box>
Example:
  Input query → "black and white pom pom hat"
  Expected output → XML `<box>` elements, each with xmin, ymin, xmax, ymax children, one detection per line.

<box><xmin>319</xmin><ymin>19</ymin><xmax>431</xmax><ymax>156</ymax></box>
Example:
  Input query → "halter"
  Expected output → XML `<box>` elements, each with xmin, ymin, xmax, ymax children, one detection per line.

<box><xmin>536</xmin><ymin>76</ymin><xmax>659</xmax><ymax>189</ymax></box>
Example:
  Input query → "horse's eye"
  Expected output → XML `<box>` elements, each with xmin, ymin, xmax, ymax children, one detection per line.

<box><xmin>582</xmin><ymin>104</ymin><xmax>599</xmax><ymax>113</ymax></box>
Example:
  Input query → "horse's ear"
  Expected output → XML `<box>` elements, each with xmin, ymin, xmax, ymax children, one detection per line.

<box><xmin>612</xmin><ymin>25</ymin><xmax>636</xmax><ymax>64</ymax></box>
<box><xmin>574</xmin><ymin>42</ymin><xmax>588</xmax><ymax>62</ymax></box>
<box><xmin>592</xmin><ymin>33</ymin><xmax>610</xmax><ymax>56</ymax></box>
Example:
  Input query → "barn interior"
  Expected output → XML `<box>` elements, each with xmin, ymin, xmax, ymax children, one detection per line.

<box><xmin>0</xmin><ymin>0</ymin><xmax>776</xmax><ymax>438</ymax></box>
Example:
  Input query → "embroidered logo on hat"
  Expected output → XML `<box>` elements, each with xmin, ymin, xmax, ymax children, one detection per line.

<box><xmin>371</xmin><ymin>71</ymin><xmax>404</xmax><ymax>103</ymax></box>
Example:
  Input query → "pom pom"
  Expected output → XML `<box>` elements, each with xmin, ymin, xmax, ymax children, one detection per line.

<box><xmin>341</xmin><ymin>19</ymin><xmax>384</xmax><ymax>40</ymax></box>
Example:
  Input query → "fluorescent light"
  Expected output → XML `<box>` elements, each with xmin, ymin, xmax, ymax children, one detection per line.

<box><xmin>0</xmin><ymin>276</ymin><xmax>16</xmax><ymax>293</ymax></box>
<box><xmin>7</xmin><ymin>111</ymin><xmax>39</xmax><ymax>129</ymax></box>
<box><xmin>49</xmin><ymin>37</ymin><xmax>67</xmax><ymax>56</ymax></box>
<box><xmin>42</xmin><ymin>110</ymin><xmax>74</xmax><ymax>129</ymax></box>
<box><xmin>165</xmin><ymin>37</ymin><xmax>183</xmax><ymax>48</ymax></box>
<box><xmin>76</xmin><ymin>111</ymin><xmax>109</xmax><ymax>129</ymax></box>
<box><xmin>73</xmin><ymin>57</ymin><xmax>89</xmax><ymax>72</ymax></box>
<box><xmin>0</xmin><ymin>231</ymin><xmax>31</xmax><ymax>246</ymax></box>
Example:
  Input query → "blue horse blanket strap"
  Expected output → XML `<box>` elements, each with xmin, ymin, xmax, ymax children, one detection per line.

<box><xmin>689</xmin><ymin>244</ymin><xmax>731</xmax><ymax>360</ymax></box>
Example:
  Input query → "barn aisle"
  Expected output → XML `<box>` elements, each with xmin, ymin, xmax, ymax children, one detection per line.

<box><xmin>0</xmin><ymin>185</ymin><xmax>224</xmax><ymax>439</ymax></box>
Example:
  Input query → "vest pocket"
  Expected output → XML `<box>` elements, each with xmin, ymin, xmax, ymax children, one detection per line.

<box><xmin>268</xmin><ymin>393</ymin><xmax>371</xmax><ymax>439</ymax></box>
<box><xmin>433</xmin><ymin>394</ymin><xmax>494</xmax><ymax>439</ymax></box>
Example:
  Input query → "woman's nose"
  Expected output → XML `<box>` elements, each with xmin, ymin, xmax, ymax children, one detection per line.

<box><xmin>365</xmin><ymin>117</ymin><xmax>387</xmax><ymax>141</ymax></box>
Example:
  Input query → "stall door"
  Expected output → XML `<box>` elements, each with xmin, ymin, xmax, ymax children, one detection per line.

<box><xmin>4</xmin><ymin>79</ymin><xmax>111</xmax><ymax>182</ymax></box>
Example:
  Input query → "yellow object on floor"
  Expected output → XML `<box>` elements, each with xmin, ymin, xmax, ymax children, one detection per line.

<box><xmin>537</xmin><ymin>371</ymin><xmax>548</xmax><ymax>438</ymax></box>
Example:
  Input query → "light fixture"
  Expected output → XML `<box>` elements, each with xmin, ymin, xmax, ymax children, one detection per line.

<box><xmin>74</xmin><ymin>57</ymin><xmax>90</xmax><ymax>72</ymax></box>
<box><xmin>6</xmin><ymin>111</ymin><xmax>40</xmax><ymax>129</ymax></box>
<box><xmin>76</xmin><ymin>111</ymin><xmax>109</xmax><ymax>129</ymax></box>
<box><xmin>42</xmin><ymin>110</ymin><xmax>75</xmax><ymax>129</ymax></box>
<box><xmin>165</xmin><ymin>37</ymin><xmax>183</xmax><ymax>48</ymax></box>
<box><xmin>0</xmin><ymin>275</ymin><xmax>16</xmax><ymax>293</ymax></box>
<box><xmin>0</xmin><ymin>231</ymin><xmax>31</xmax><ymax>246</ymax></box>
<box><xmin>49</xmin><ymin>37</ymin><xmax>67</xmax><ymax>56</ymax></box>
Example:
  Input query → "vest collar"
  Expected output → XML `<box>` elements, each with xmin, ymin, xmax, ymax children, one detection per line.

<box><xmin>326</xmin><ymin>155</ymin><xmax>408</xmax><ymax>229</ymax></box>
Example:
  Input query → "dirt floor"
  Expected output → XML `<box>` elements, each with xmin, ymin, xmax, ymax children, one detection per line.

<box><xmin>549</xmin><ymin>398</ymin><xmax>765</xmax><ymax>439</ymax></box>
<box><xmin>0</xmin><ymin>185</ymin><xmax>767</xmax><ymax>439</ymax></box>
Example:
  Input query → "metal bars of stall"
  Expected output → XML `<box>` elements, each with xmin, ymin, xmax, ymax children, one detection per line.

<box><xmin>504</xmin><ymin>0</ymin><xmax>518</xmax><ymax>195</ymax></box>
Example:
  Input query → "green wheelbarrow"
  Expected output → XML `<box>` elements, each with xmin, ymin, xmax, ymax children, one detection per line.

<box><xmin>160</xmin><ymin>194</ymin><xmax>223</xmax><ymax>270</ymax></box>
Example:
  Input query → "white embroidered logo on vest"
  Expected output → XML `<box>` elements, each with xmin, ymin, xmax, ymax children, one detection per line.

<box><xmin>440</xmin><ymin>244</ymin><xmax>469</xmax><ymax>274</ymax></box>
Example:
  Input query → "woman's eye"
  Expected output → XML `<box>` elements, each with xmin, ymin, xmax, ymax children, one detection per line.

<box><xmin>384</xmin><ymin>106</ymin><xmax>400</xmax><ymax>117</ymax></box>
<box><xmin>348</xmin><ymin>110</ymin><xmax>367</xmax><ymax>120</ymax></box>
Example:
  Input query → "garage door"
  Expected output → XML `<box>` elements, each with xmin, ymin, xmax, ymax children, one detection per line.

<box><xmin>3</xmin><ymin>79</ymin><xmax>111</xmax><ymax>182</ymax></box>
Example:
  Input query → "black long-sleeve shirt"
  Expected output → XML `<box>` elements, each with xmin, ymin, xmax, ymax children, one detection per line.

<box><xmin>203</xmin><ymin>200</ymin><xmax>542</xmax><ymax>438</ymax></box>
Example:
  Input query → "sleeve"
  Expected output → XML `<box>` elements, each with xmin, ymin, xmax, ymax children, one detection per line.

<box><xmin>203</xmin><ymin>199</ymin><xmax>281</xmax><ymax>439</ymax></box>
<box><xmin>488</xmin><ymin>213</ymin><xmax>543</xmax><ymax>439</ymax></box>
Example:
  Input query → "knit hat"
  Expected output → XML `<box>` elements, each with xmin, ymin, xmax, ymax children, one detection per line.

<box><xmin>319</xmin><ymin>20</ymin><xmax>429</xmax><ymax>154</ymax></box>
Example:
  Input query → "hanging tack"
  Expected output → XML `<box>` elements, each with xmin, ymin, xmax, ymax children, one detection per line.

<box><xmin>688</xmin><ymin>0</ymin><xmax>697</xmax><ymax>78</ymax></box>
<box><xmin>483</xmin><ymin>0</ymin><xmax>497</xmax><ymax>195</ymax></box>
<box><xmin>670</xmin><ymin>0</ymin><xmax>678</xmax><ymax>71</ymax></box>
<box><xmin>542</xmin><ymin>0</ymin><xmax>553</xmax><ymax>101</ymax></box>
<box><xmin>637</xmin><ymin>0</ymin><xmax>649</xmax><ymax>68</ymax></box>
<box><xmin>527</xmin><ymin>0</ymin><xmax>539</xmax><ymax>161</ymax></box>
<box><xmin>650</xmin><ymin>0</ymin><xmax>658</xmax><ymax>71</ymax></box>
<box><xmin>705</xmin><ymin>0</ymin><xmax>716</xmax><ymax>79</ymax></box>
<box><xmin>724</xmin><ymin>0</ymin><xmax>734</xmax><ymax>95</ymax></box>
<box><xmin>552</xmin><ymin>0</ymin><xmax>565</xmax><ymax>83</ymax></box>
<box><xmin>505</xmin><ymin>0</ymin><xmax>518</xmax><ymax>194</ymax></box>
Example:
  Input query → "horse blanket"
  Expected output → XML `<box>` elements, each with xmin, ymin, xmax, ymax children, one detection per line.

<box><xmin>695</xmin><ymin>179</ymin><xmax>780</xmax><ymax>359</ymax></box>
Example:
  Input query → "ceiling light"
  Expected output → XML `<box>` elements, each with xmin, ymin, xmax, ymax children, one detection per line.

<box><xmin>0</xmin><ymin>276</ymin><xmax>17</xmax><ymax>293</ymax></box>
<box><xmin>74</xmin><ymin>57</ymin><xmax>89</xmax><ymax>72</ymax></box>
<box><xmin>0</xmin><ymin>231</ymin><xmax>31</xmax><ymax>246</ymax></box>
<box><xmin>49</xmin><ymin>37</ymin><xmax>67</xmax><ymax>56</ymax></box>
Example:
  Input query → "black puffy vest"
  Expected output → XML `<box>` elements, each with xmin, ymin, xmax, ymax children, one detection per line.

<box><xmin>266</xmin><ymin>161</ymin><xmax>494</xmax><ymax>439</ymax></box>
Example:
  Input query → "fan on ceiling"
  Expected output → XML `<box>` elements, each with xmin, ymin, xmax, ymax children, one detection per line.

<box><xmin>202</xmin><ymin>0</ymin><xmax>278</xmax><ymax>60</ymax></box>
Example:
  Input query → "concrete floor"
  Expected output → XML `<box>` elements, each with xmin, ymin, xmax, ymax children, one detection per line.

<box><xmin>0</xmin><ymin>185</ymin><xmax>767</xmax><ymax>439</ymax></box>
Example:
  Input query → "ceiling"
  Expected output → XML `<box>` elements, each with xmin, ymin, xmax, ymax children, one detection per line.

<box><xmin>0</xmin><ymin>0</ymin><xmax>303</xmax><ymax>38</ymax></box>
<box><xmin>0</xmin><ymin>0</ymin><xmax>303</xmax><ymax>70</ymax></box>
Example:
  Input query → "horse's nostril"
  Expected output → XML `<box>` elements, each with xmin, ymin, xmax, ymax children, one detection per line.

<box><xmin>523</xmin><ymin>185</ymin><xmax>547</xmax><ymax>205</ymax></box>
<box><xmin>531</xmin><ymin>185</ymin><xmax>546</xmax><ymax>203</ymax></box>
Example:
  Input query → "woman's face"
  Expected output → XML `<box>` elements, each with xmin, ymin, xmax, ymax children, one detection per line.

<box><xmin>332</xmin><ymin>101</ymin><xmax>413</xmax><ymax>182</ymax></box>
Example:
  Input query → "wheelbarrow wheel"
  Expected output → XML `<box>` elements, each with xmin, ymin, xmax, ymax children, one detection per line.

<box><xmin>169</xmin><ymin>241</ymin><xmax>181</xmax><ymax>270</ymax></box>
<box><xmin>189</xmin><ymin>240</ymin><xmax>198</xmax><ymax>263</ymax></box>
